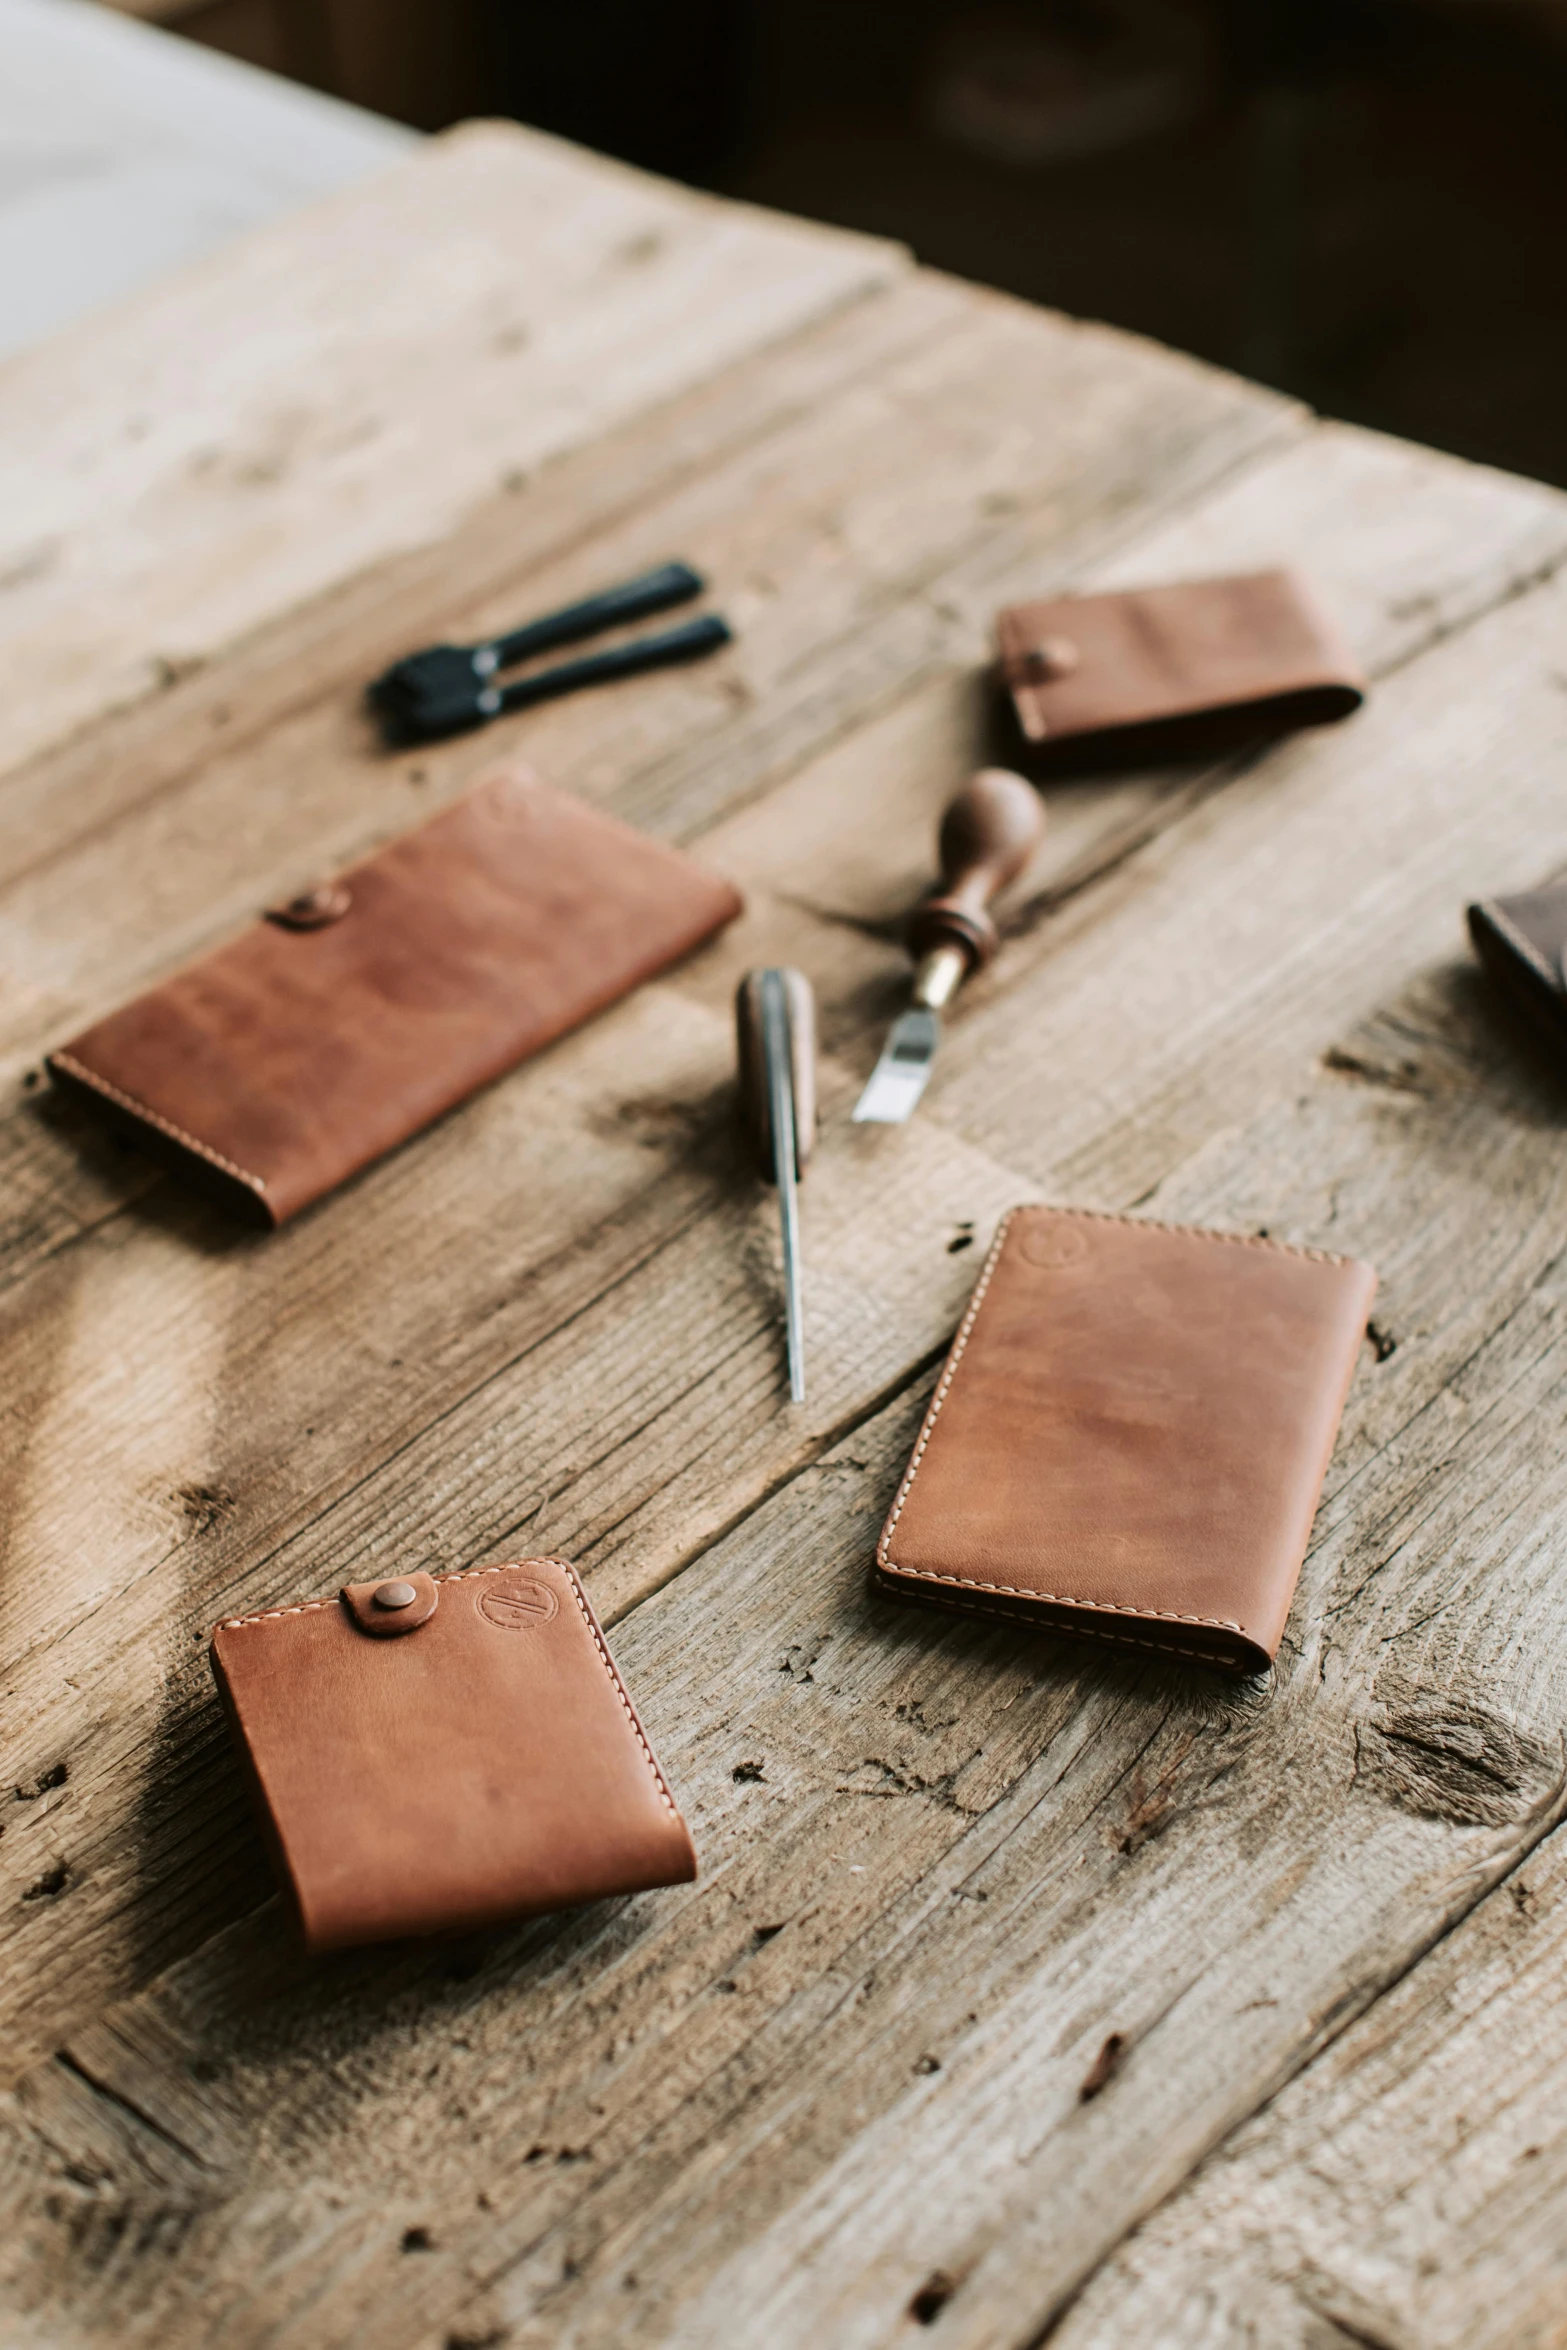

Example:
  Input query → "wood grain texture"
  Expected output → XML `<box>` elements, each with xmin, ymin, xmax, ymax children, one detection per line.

<box><xmin>6</xmin><ymin>115</ymin><xmax>1567</xmax><ymax>2350</ymax></box>
<box><xmin>1049</xmin><ymin>1820</ymin><xmax>1567</xmax><ymax>2348</ymax></box>
<box><xmin>0</xmin><ymin>117</ymin><xmax>898</xmax><ymax>774</ymax></box>
<box><xmin>6</xmin><ymin>955</ymin><xmax>1567</xmax><ymax>2350</ymax></box>
<box><xmin>0</xmin><ymin>257</ymin><xmax>1310</xmax><ymax>2079</ymax></box>
<box><xmin>0</xmin><ymin>275</ymin><xmax>1292</xmax><ymax>1078</ymax></box>
<box><xmin>4</xmin><ymin>534</ymin><xmax>1562</xmax><ymax>2078</ymax></box>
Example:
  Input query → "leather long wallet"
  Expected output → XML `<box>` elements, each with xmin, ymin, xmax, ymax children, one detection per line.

<box><xmin>211</xmin><ymin>1556</ymin><xmax>697</xmax><ymax>1952</ymax></box>
<box><xmin>996</xmin><ymin>569</ymin><xmax>1364</xmax><ymax>772</ymax></box>
<box><xmin>48</xmin><ymin>763</ymin><xmax>742</xmax><ymax>1225</ymax></box>
<box><xmin>1467</xmin><ymin>882</ymin><xmax>1567</xmax><ymax>1069</ymax></box>
<box><xmin>876</xmin><ymin>1206</ymin><xmax>1376</xmax><ymax>1674</ymax></box>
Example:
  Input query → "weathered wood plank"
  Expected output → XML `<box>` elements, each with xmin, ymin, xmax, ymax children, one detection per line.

<box><xmin>6</xmin><ymin>932</ymin><xmax>1567</xmax><ymax>2348</ymax></box>
<box><xmin>0</xmin><ymin>118</ymin><xmax>900</xmax><ymax>775</ymax></box>
<box><xmin>0</xmin><ymin>274</ymin><xmax>1296</xmax><ymax>1311</ymax></box>
<box><xmin>679</xmin><ymin>414</ymin><xmax>1567</xmax><ymax>967</ymax></box>
<box><xmin>1048</xmin><ymin>1827</ymin><xmax>1567</xmax><ymax>2350</ymax></box>
<box><xmin>1</xmin><ymin>333</ymin><xmax>1558</xmax><ymax>1322</ymax></box>
<box><xmin>926</xmin><ymin>521</ymin><xmax>1567</xmax><ymax>1208</ymax></box>
<box><xmin>0</xmin><ymin>430</ymin><xmax>1562</xmax><ymax>2084</ymax></box>
<box><xmin>0</xmin><ymin>265</ymin><xmax>964</xmax><ymax>892</ymax></box>
<box><xmin>0</xmin><ymin>969</ymin><xmax>1030</xmax><ymax>2071</ymax></box>
<box><xmin>0</xmin><ymin>280</ymin><xmax>1295</xmax><ymax>1085</ymax></box>
<box><xmin>4</xmin><ymin>129</ymin><xmax>1566</xmax><ymax>2346</ymax></box>
<box><xmin>0</xmin><ymin>270</ymin><xmax>1296</xmax><ymax>2069</ymax></box>
<box><xmin>0</xmin><ymin>268</ymin><xmax>980</xmax><ymax>1295</ymax></box>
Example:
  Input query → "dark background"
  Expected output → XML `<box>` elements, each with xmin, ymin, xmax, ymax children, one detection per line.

<box><xmin>165</xmin><ymin>0</ymin><xmax>1567</xmax><ymax>488</ymax></box>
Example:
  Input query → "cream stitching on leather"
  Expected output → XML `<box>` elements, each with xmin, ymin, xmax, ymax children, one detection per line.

<box><xmin>448</xmin><ymin>1559</ymin><xmax>680</xmax><ymax>1817</ymax></box>
<box><xmin>216</xmin><ymin>1596</ymin><xmax>335</xmax><ymax>1627</ymax></box>
<box><xmin>875</xmin><ymin>1202</ymin><xmax>1344</xmax><ymax>1635</ymax></box>
<box><xmin>217</xmin><ymin>1558</ymin><xmax>680</xmax><ymax>1816</ymax></box>
<box><xmin>50</xmin><ymin>1052</ymin><xmax>268</xmax><ymax>1198</ymax></box>
<box><xmin>881</xmin><ymin>1560</ymin><xmax>1242</xmax><ymax>1634</ymax></box>
<box><xmin>878</xmin><ymin>1206</ymin><xmax>1017</xmax><ymax>1571</ymax></box>
<box><xmin>881</xmin><ymin>1577</ymin><xmax>1244</xmax><ymax>1670</ymax></box>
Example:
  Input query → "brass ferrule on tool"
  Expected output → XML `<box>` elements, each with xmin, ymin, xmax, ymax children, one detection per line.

<box><xmin>910</xmin><ymin>943</ymin><xmax>969</xmax><ymax>1012</ymax></box>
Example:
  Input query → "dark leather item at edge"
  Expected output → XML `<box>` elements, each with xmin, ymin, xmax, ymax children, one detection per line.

<box><xmin>1467</xmin><ymin>885</ymin><xmax>1567</xmax><ymax>1070</ymax></box>
<box><xmin>996</xmin><ymin>569</ymin><xmax>1364</xmax><ymax>774</ymax></box>
<box><xmin>876</xmin><ymin>1206</ymin><xmax>1376</xmax><ymax>1674</ymax></box>
<box><xmin>211</xmin><ymin>1556</ymin><xmax>697</xmax><ymax>1952</ymax></box>
<box><xmin>48</xmin><ymin>763</ymin><xmax>742</xmax><ymax>1225</ymax></box>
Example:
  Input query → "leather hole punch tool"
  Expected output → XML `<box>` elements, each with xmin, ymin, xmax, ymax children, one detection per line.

<box><xmin>368</xmin><ymin>559</ymin><xmax>732</xmax><ymax>745</ymax></box>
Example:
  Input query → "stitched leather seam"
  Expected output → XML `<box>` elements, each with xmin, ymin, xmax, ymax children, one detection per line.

<box><xmin>879</xmin><ymin>1559</ymin><xmax>1242</xmax><ymax>1633</ymax></box>
<box><xmin>448</xmin><ymin>1559</ymin><xmax>681</xmax><ymax>1819</ymax></box>
<box><xmin>217</xmin><ymin>1558</ymin><xmax>680</xmax><ymax>1818</ymax></box>
<box><xmin>878</xmin><ymin>1577</ymin><xmax>1244</xmax><ymax>1669</ymax></box>
<box><xmin>1480</xmin><ymin>901</ymin><xmax>1563</xmax><ymax>996</ymax></box>
<box><xmin>876</xmin><ymin>1201</ymin><xmax>1326</xmax><ymax>1635</ymax></box>
<box><xmin>50</xmin><ymin>1052</ymin><xmax>268</xmax><ymax>1197</ymax></box>
<box><xmin>1010</xmin><ymin>1199</ymin><xmax>1358</xmax><ymax>1268</ymax></box>
<box><xmin>216</xmin><ymin>1596</ymin><xmax>336</xmax><ymax>1628</ymax></box>
<box><xmin>878</xmin><ymin>1206</ymin><xmax>1018</xmax><ymax>1571</ymax></box>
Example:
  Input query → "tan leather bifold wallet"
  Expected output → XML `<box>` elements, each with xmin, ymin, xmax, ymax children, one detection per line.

<box><xmin>49</xmin><ymin>764</ymin><xmax>741</xmax><ymax>1225</ymax></box>
<box><xmin>211</xmin><ymin>1557</ymin><xmax>697</xmax><ymax>1952</ymax></box>
<box><xmin>997</xmin><ymin>569</ymin><xmax>1364</xmax><ymax>770</ymax></box>
<box><xmin>877</xmin><ymin>1207</ymin><xmax>1376</xmax><ymax>1673</ymax></box>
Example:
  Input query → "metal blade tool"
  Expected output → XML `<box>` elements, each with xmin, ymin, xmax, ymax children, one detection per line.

<box><xmin>736</xmin><ymin>968</ymin><xmax>817</xmax><ymax>1404</ymax></box>
<box><xmin>853</xmin><ymin>768</ymin><xmax>1044</xmax><ymax>1123</ymax></box>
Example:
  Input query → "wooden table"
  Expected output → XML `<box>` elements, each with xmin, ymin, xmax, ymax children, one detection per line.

<box><xmin>2</xmin><ymin>119</ymin><xmax>1566</xmax><ymax>2350</ymax></box>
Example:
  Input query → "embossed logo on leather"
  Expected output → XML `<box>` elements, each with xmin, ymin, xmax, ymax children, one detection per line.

<box><xmin>477</xmin><ymin>1578</ymin><xmax>559</xmax><ymax>1630</ymax></box>
<box><xmin>1017</xmin><ymin>1220</ymin><xmax>1092</xmax><ymax>1272</ymax></box>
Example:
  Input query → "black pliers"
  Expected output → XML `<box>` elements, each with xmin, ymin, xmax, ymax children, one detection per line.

<box><xmin>368</xmin><ymin>560</ymin><xmax>731</xmax><ymax>746</ymax></box>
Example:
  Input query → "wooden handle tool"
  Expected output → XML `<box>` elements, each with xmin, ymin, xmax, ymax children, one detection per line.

<box><xmin>853</xmin><ymin>769</ymin><xmax>1044</xmax><ymax>1123</ymax></box>
<box><xmin>736</xmin><ymin>968</ymin><xmax>817</xmax><ymax>1403</ymax></box>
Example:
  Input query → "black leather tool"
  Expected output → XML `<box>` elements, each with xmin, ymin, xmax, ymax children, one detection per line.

<box><xmin>368</xmin><ymin>560</ymin><xmax>731</xmax><ymax>745</ymax></box>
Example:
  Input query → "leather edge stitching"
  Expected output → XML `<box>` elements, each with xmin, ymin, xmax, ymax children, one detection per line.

<box><xmin>1009</xmin><ymin>1198</ymin><xmax>1362</xmax><ymax>1268</ymax></box>
<box><xmin>49</xmin><ymin>1051</ymin><xmax>269</xmax><ymax>1198</ymax></box>
<box><xmin>875</xmin><ymin>1201</ymin><xmax>1335</xmax><ymax>1636</ymax></box>
<box><xmin>876</xmin><ymin>1577</ymin><xmax>1247</xmax><ymax>1669</ymax></box>
<box><xmin>215</xmin><ymin>1558</ymin><xmax>682</xmax><ymax>1821</ymax></box>
<box><xmin>540</xmin><ymin>1560</ymin><xmax>683</xmax><ymax>1822</ymax></box>
<box><xmin>878</xmin><ymin>1559</ymin><xmax>1243</xmax><ymax>1635</ymax></box>
<box><xmin>877</xmin><ymin>1206</ymin><xmax>1017</xmax><ymax>1571</ymax></box>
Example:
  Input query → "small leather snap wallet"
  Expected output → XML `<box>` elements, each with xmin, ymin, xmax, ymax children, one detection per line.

<box><xmin>876</xmin><ymin>1206</ymin><xmax>1376</xmax><ymax>1674</ymax></box>
<box><xmin>211</xmin><ymin>1557</ymin><xmax>697</xmax><ymax>1953</ymax></box>
<box><xmin>996</xmin><ymin>569</ymin><xmax>1364</xmax><ymax>771</ymax></box>
<box><xmin>1467</xmin><ymin>882</ymin><xmax>1567</xmax><ymax>1070</ymax></box>
<box><xmin>48</xmin><ymin>763</ymin><xmax>741</xmax><ymax>1225</ymax></box>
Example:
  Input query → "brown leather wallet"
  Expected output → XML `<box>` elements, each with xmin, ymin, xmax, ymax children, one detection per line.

<box><xmin>876</xmin><ymin>1206</ymin><xmax>1376</xmax><ymax>1674</ymax></box>
<box><xmin>996</xmin><ymin>569</ymin><xmax>1364</xmax><ymax>772</ymax></box>
<box><xmin>1467</xmin><ymin>882</ymin><xmax>1567</xmax><ymax>1070</ymax></box>
<box><xmin>211</xmin><ymin>1556</ymin><xmax>697</xmax><ymax>1952</ymax></box>
<box><xmin>48</xmin><ymin>763</ymin><xmax>742</xmax><ymax>1225</ymax></box>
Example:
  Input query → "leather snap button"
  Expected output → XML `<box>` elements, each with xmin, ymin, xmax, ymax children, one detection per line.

<box><xmin>341</xmin><ymin>1570</ymin><xmax>439</xmax><ymax>1635</ymax></box>
<box><xmin>266</xmin><ymin>883</ymin><xmax>352</xmax><ymax>931</ymax></box>
<box><xmin>1022</xmin><ymin>636</ymin><xmax>1080</xmax><ymax>683</ymax></box>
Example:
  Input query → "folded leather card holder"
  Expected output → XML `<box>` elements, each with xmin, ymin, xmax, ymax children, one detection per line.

<box><xmin>996</xmin><ymin>569</ymin><xmax>1364</xmax><ymax>771</ymax></box>
<box><xmin>48</xmin><ymin>763</ymin><xmax>742</xmax><ymax>1225</ymax></box>
<box><xmin>876</xmin><ymin>1206</ymin><xmax>1376</xmax><ymax>1674</ymax></box>
<box><xmin>211</xmin><ymin>1556</ymin><xmax>697</xmax><ymax>1953</ymax></box>
<box><xmin>1467</xmin><ymin>883</ymin><xmax>1567</xmax><ymax>1068</ymax></box>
